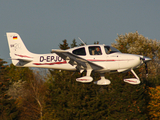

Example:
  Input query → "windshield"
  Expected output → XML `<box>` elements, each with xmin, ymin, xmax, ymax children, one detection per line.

<box><xmin>104</xmin><ymin>46</ymin><xmax>121</xmax><ymax>54</ymax></box>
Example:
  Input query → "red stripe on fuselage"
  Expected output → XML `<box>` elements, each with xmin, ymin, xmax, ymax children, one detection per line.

<box><xmin>87</xmin><ymin>59</ymin><xmax>133</xmax><ymax>62</ymax></box>
<box><xmin>33</xmin><ymin>61</ymin><xmax>67</xmax><ymax>65</ymax></box>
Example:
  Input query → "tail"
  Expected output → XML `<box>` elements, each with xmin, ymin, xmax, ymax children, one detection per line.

<box><xmin>6</xmin><ymin>32</ymin><xmax>33</xmax><ymax>66</ymax></box>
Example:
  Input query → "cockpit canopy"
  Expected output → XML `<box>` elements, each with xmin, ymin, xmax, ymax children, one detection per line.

<box><xmin>72</xmin><ymin>45</ymin><xmax>121</xmax><ymax>56</ymax></box>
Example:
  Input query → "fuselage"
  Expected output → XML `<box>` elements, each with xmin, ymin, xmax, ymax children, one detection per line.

<box><xmin>15</xmin><ymin>44</ymin><xmax>142</xmax><ymax>73</ymax></box>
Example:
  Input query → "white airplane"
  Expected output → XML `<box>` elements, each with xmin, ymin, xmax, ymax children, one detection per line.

<box><xmin>6</xmin><ymin>32</ymin><xmax>151</xmax><ymax>85</ymax></box>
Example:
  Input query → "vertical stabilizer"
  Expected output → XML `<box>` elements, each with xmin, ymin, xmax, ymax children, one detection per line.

<box><xmin>6</xmin><ymin>32</ymin><xmax>33</xmax><ymax>65</ymax></box>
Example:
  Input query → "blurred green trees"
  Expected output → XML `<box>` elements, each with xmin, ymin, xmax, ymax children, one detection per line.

<box><xmin>0</xmin><ymin>59</ymin><xmax>20</xmax><ymax>120</ymax></box>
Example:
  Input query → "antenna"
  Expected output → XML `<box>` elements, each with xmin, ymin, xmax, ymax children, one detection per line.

<box><xmin>78</xmin><ymin>37</ymin><xmax>86</xmax><ymax>46</ymax></box>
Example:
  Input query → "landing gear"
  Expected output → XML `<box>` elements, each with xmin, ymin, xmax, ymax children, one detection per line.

<box><xmin>124</xmin><ymin>69</ymin><xmax>141</xmax><ymax>85</ymax></box>
<box><xmin>76</xmin><ymin>69</ymin><xmax>93</xmax><ymax>83</ymax></box>
<box><xmin>76</xmin><ymin>76</ymin><xmax>93</xmax><ymax>83</ymax></box>
<box><xmin>76</xmin><ymin>68</ymin><xmax>140</xmax><ymax>85</ymax></box>
<box><xmin>76</xmin><ymin>70</ymin><xmax>111</xmax><ymax>85</ymax></box>
<box><xmin>94</xmin><ymin>73</ymin><xmax>111</xmax><ymax>85</ymax></box>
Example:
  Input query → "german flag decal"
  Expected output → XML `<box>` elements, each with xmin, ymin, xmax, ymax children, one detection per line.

<box><xmin>13</xmin><ymin>36</ymin><xmax>17</xmax><ymax>39</ymax></box>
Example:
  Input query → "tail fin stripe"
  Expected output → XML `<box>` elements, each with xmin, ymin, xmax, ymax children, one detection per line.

<box><xmin>15</xmin><ymin>54</ymin><xmax>33</xmax><ymax>58</ymax></box>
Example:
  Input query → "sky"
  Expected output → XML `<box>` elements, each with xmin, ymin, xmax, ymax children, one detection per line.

<box><xmin>0</xmin><ymin>0</ymin><xmax>160</xmax><ymax>64</ymax></box>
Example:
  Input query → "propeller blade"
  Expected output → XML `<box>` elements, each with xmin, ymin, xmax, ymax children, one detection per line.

<box><xmin>140</xmin><ymin>56</ymin><xmax>151</xmax><ymax>77</ymax></box>
<box><xmin>145</xmin><ymin>63</ymin><xmax>148</xmax><ymax>75</ymax></box>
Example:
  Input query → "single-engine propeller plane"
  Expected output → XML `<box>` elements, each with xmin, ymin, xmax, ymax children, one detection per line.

<box><xmin>6</xmin><ymin>32</ymin><xmax>151</xmax><ymax>85</ymax></box>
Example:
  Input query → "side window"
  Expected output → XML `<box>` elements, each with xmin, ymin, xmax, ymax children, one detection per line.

<box><xmin>89</xmin><ymin>46</ymin><xmax>102</xmax><ymax>55</ymax></box>
<box><xmin>72</xmin><ymin>47</ymin><xmax>86</xmax><ymax>56</ymax></box>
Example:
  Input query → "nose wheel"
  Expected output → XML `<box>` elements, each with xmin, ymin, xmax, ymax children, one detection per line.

<box><xmin>94</xmin><ymin>73</ymin><xmax>111</xmax><ymax>85</ymax></box>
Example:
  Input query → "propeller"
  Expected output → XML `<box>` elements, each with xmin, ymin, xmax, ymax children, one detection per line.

<box><xmin>145</xmin><ymin>63</ymin><xmax>148</xmax><ymax>76</ymax></box>
<box><xmin>140</xmin><ymin>56</ymin><xmax>151</xmax><ymax>77</ymax></box>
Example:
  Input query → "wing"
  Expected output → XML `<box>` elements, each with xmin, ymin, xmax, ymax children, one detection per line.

<box><xmin>51</xmin><ymin>49</ymin><xmax>103</xmax><ymax>71</ymax></box>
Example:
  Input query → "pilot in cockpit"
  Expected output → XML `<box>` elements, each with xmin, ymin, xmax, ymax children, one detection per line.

<box><xmin>95</xmin><ymin>47</ymin><xmax>102</xmax><ymax>55</ymax></box>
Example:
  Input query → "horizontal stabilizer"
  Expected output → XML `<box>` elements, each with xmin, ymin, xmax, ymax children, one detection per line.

<box><xmin>10</xmin><ymin>53</ymin><xmax>33</xmax><ymax>62</ymax></box>
<box><xmin>11</xmin><ymin>57</ymin><xmax>33</xmax><ymax>62</ymax></box>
